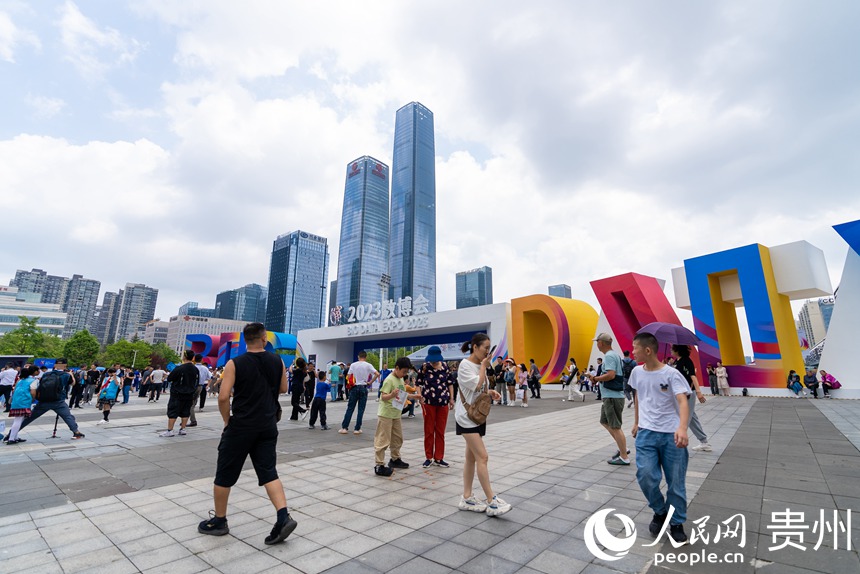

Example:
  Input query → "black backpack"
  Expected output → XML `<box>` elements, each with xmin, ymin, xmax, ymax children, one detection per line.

<box><xmin>621</xmin><ymin>358</ymin><xmax>636</xmax><ymax>381</ymax></box>
<box><xmin>37</xmin><ymin>371</ymin><xmax>65</xmax><ymax>402</ymax></box>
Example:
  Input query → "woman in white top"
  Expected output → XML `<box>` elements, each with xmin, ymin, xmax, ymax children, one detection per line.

<box><xmin>455</xmin><ymin>333</ymin><xmax>512</xmax><ymax>517</ymax></box>
<box><xmin>715</xmin><ymin>361</ymin><xmax>729</xmax><ymax>396</ymax></box>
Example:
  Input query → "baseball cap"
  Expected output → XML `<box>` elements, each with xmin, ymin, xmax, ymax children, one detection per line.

<box><xmin>592</xmin><ymin>333</ymin><xmax>613</xmax><ymax>343</ymax></box>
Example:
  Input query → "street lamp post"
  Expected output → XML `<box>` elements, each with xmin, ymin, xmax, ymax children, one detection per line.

<box><xmin>132</xmin><ymin>349</ymin><xmax>138</xmax><ymax>369</ymax></box>
<box><xmin>379</xmin><ymin>274</ymin><xmax>391</xmax><ymax>370</ymax></box>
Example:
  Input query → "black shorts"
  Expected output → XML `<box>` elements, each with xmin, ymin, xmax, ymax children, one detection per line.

<box><xmin>214</xmin><ymin>423</ymin><xmax>279</xmax><ymax>488</ymax></box>
<box><xmin>166</xmin><ymin>394</ymin><xmax>193</xmax><ymax>419</ymax></box>
<box><xmin>456</xmin><ymin>422</ymin><xmax>486</xmax><ymax>436</ymax></box>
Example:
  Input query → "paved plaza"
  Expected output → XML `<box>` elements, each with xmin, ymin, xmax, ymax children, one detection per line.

<box><xmin>1</xmin><ymin>391</ymin><xmax>858</xmax><ymax>574</ymax></box>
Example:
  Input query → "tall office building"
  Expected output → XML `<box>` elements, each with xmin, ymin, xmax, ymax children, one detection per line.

<box><xmin>328</xmin><ymin>280</ymin><xmax>338</xmax><ymax>326</ymax></box>
<box><xmin>10</xmin><ymin>268</ymin><xmax>47</xmax><ymax>295</ymax></box>
<box><xmin>94</xmin><ymin>291</ymin><xmax>121</xmax><ymax>344</ymax></box>
<box><xmin>178</xmin><ymin>301</ymin><xmax>216</xmax><ymax>318</ymax></box>
<box><xmin>62</xmin><ymin>274</ymin><xmax>101</xmax><ymax>338</ymax></box>
<box><xmin>797</xmin><ymin>297</ymin><xmax>835</xmax><ymax>347</ymax></box>
<box><xmin>456</xmin><ymin>267</ymin><xmax>493</xmax><ymax>309</ymax></box>
<box><xmin>336</xmin><ymin>156</ymin><xmax>390</xmax><ymax>312</ymax></box>
<box><xmin>389</xmin><ymin>102</ymin><xmax>436</xmax><ymax>312</ymax></box>
<box><xmin>549</xmin><ymin>284</ymin><xmax>572</xmax><ymax>298</ymax></box>
<box><xmin>215</xmin><ymin>283</ymin><xmax>268</xmax><ymax>323</ymax></box>
<box><xmin>265</xmin><ymin>230</ymin><xmax>329</xmax><ymax>334</ymax></box>
<box><xmin>114</xmin><ymin>283</ymin><xmax>159</xmax><ymax>342</ymax></box>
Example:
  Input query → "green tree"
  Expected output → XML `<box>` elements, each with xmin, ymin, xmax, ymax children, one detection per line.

<box><xmin>365</xmin><ymin>351</ymin><xmax>380</xmax><ymax>370</ymax></box>
<box><xmin>149</xmin><ymin>343</ymin><xmax>180</xmax><ymax>368</ymax></box>
<box><xmin>0</xmin><ymin>317</ymin><xmax>64</xmax><ymax>357</ymax></box>
<box><xmin>63</xmin><ymin>329</ymin><xmax>100</xmax><ymax>366</ymax></box>
<box><xmin>101</xmin><ymin>339</ymin><xmax>154</xmax><ymax>368</ymax></box>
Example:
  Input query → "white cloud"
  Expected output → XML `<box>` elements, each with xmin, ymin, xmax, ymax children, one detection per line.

<box><xmin>57</xmin><ymin>0</ymin><xmax>141</xmax><ymax>78</ymax></box>
<box><xmin>25</xmin><ymin>94</ymin><xmax>66</xmax><ymax>118</ymax></box>
<box><xmin>0</xmin><ymin>10</ymin><xmax>40</xmax><ymax>62</ymax></box>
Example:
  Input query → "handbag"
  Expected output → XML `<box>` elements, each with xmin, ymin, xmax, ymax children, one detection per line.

<box><xmin>830</xmin><ymin>380</ymin><xmax>842</xmax><ymax>390</ymax></box>
<box><xmin>459</xmin><ymin>383</ymin><xmax>492</xmax><ymax>425</ymax></box>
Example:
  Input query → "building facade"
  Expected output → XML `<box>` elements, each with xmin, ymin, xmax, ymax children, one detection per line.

<box><xmin>139</xmin><ymin>320</ymin><xmax>169</xmax><ymax>346</ymax></box>
<box><xmin>797</xmin><ymin>297</ymin><xmax>836</xmax><ymax>347</ymax></box>
<box><xmin>215</xmin><ymin>283</ymin><xmax>267</xmax><ymax>323</ymax></box>
<box><xmin>94</xmin><ymin>291</ymin><xmax>121</xmax><ymax>345</ymax></box>
<box><xmin>62</xmin><ymin>274</ymin><xmax>101</xmax><ymax>338</ymax></box>
<box><xmin>389</xmin><ymin>102</ymin><xmax>436</xmax><ymax>313</ymax></box>
<box><xmin>0</xmin><ymin>286</ymin><xmax>66</xmax><ymax>337</ymax></box>
<box><xmin>549</xmin><ymin>284</ymin><xmax>572</xmax><ymax>298</ymax></box>
<box><xmin>115</xmin><ymin>283</ymin><xmax>159</xmax><ymax>342</ymax></box>
<box><xmin>336</xmin><ymin>156</ymin><xmax>390</xmax><ymax>313</ymax></box>
<box><xmin>178</xmin><ymin>301</ymin><xmax>216</xmax><ymax>318</ymax></box>
<box><xmin>456</xmin><ymin>266</ymin><xmax>493</xmax><ymax>309</ymax></box>
<box><xmin>265</xmin><ymin>230</ymin><xmax>329</xmax><ymax>334</ymax></box>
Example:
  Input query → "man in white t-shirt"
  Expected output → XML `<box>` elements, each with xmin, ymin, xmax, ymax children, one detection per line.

<box><xmin>0</xmin><ymin>363</ymin><xmax>18</xmax><ymax>412</ymax></box>
<box><xmin>147</xmin><ymin>367</ymin><xmax>167</xmax><ymax>402</ymax></box>
<box><xmin>339</xmin><ymin>351</ymin><xmax>379</xmax><ymax>435</ymax></box>
<box><xmin>629</xmin><ymin>332</ymin><xmax>691</xmax><ymax>546</ymax></box>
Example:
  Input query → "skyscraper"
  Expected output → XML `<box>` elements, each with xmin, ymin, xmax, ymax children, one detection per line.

<box><xmin>62</xmin><ymin>274</ymin><xmax>101</xmax><ymax>338</ymax></box>
<box><xmin>215</xmin><ymin>283</ymin><xmax>268</xmax><ymax>323</ymax></box>
<box><xmin>797</xmin><ymin>297</ymin><xmax>836</xmax><ymax>347</ymax></box>
<box><xmin>328</xmin><ymin>280</ymin><xmax>337</xmax><ymax>326</ymax></box>
<box><xmin>178</xmin><ymin>301</ymin><xmax>216</xmax><ymax>318</ymax></box>
<box><xmin>456</xmin><ymin>267</ymin><xmax>493</xmax><ymax>309</ymax></box>
<box><xmin>389</xmin><ymin>101</ymin><xmax>436</xmax><ymax>312</ymax></box>
<box><xmin>114</xmin><ymin>283</ymin><xmax>159</xmax><ymax>342</ymax></box>
<box><xmin>265</xmin><ymin>230</ymin><xmax>329</xmax><ymax>334</ymax></box>
<box><xmin>94</xmin><ymin>291</ymin><xmax>121</xmax><ymax>345</ymax></box>
<box><xmin>549</xmin><ymin>284</ymin><xmax>572</xmax><ymax>298</ymax></box>
<box><xmin>336</xmin><ymin>156</ymin><xmax>390</xmax><ymax>312</ymax></box>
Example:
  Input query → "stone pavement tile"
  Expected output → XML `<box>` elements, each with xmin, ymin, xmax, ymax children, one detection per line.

<box><xmin>698</xmin><ymin>479</ymin><xmax>764</xmax><ymax>500</ymax></box>
<box><xmin>450</xmin><ymin>527</ymin><xmax>506</xmax><ymax>552</ymax></box>
<box><xmin>529</xmin><ymin>514</ymin><xmax>577</xmax><ymax>535</ymax></box>
<box><xmin>353</xmin><ymin>544</ymin><xmax>414</xmax><ymax>572</ymax></box>
<box><xmin>579</xmin><ymin>563</ymin><xmax>628</xmax><ymax>574</ymax></box>
<box><xmin>306</xmin><ymin>524</ymin><xmax>353</xmax><ymax>545</ymax></box>
<box><xmin>418</xmin><ymin>517</ymin><xmax>470</xmax><ymax>540</ymax></box>
<box><xmin>0</xmin><ymin>520</ymin><xmax>36</xmax><ymax>537</ymax></box>
<box><xmin>58</xmin><ymin>545</ymin><xmax>126</xmax><ymax>573</ymax></box>
<box><xmin>1</xmin><ymin>548</ymin><xmax>60</xmax><ymax>573</ymax></box>
<box><xmin>484</xmin><ymin>525</ymin><xmax>562</xmax><ymax>565</ymax></box>
<box><xmin>525</xmin><ymin>549</ymin><xmax>588</xmax><ymax>574</ymax></box>
<box><xmin>128</xmin><ymin>542</ymin><xmax>193</xmax><ymax>571</ymax></box>
<box><xmin>390</xmin><ymin>531</ymin><xmax>445</xmax><ymax>554</ymax></box>
<box><xmin>690</xmin><ymin>490</ymin><xmax>759</xmax><ymax>513</ymax></box>
<box><xmin>391</xmin><ymin>510</ymin><xmax>439</xmax><ymax>529</ymax></box>
<box><xmin>336</xmin><ymin>532</ymin><xmax>384</xmax><ymax>558</ymax></box>
<box><xmin>139</xmin><ymin>555</ymin><xmax>211</xmax><ymax>574</ymax></box>
<box><xmin>289</xmin><ymin>547</ymin><xmax>350</xmax><ymax>574</ymax></box>
<box><xmin>459</xmin><ymin>553</ymin><xmax>522</xmax><ymax>574</ymax></box>
<box><xmin>50</xmin><ymin>534</ymin><xmax>115</xmax><ymax>559</ymax></box>
<box><xmin>217</xmin><ymin>550</ymin><xmax>285</xmax><ymax>574</ymax></box>
<box><xmin>546</xmin><ymin>535</ymin><xmax>596</xmax><ymax>563</ymax></box>
<box><xmin>77</xmin><ymin>556</ymin><xmax>141</xmax><ymax>574</ymax></box>
<box><xmin>323</xmin><ymin>560</ymin><xmax>382</xmax><ymax>574</ymax></box>
<box><xmin>764</xmin><ymin>474</ymin><xmax>831</xmax><ymax>495</ymax></box>
<box><xmin>756</xmin><ymin>562</ymin><xmax>835</xmax><ymax>574</ymax></box>
<box><xmin>388</xmin><ymin>556</ymin><xmax>452</xmax><ymax>574</ymax></box>
<box><xmin>593</xmin><ymin>553</ymin><xmax>651</xmax><ymax>574</ymax></box>
<box><xmin>263</xmin><ymin>535</ymin><xmax>323</xmax><ymax>562</ymax></box>
<box><xmin>421</xmin><ymin>540</ymin><xmax>483</xmax><ymax>569</ymax></box>
<box><xmin>474</xmin><ymin>515</ymin><xmax>526</xmax><ymax>537</ymax></box>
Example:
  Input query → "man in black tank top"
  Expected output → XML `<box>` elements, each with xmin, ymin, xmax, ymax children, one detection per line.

<box><xmin>198</xmin><ymin>322</ymin><xmax>297</xmax><ymax>545</ymax></box>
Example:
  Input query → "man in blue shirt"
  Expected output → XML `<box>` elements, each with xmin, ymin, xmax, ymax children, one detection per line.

<box><xmin>589</xmin><ymin>333</ymin><xmax>629</xmax><ymax>466</ymax></box>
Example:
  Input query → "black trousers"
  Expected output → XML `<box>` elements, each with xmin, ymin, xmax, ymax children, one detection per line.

<box><xmin>199</xmin><ymin>388</ymin><xmax>207</xmax><ymax>409</ymax></box>
<box><xmin>309</xmin><ymin>397</ymin><xmax>326</xmax><ymax>426</ymax></box>
<box><xmin>69</xmin><ymin>385</ymin><xmax>84</xmax><ymax>408</ymax></box>
<box><xmin>1</xmin><ymin>385</ymin><xmax>11</xmax><ymax>411</ymax></box>
<box><xmin>290</xmin><ymin>390</ymin><xmax>306</xmax><ymax>419</ymax></box>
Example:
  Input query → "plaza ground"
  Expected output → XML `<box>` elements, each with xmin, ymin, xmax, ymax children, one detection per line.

<box><xmin>0</xmin><ymin>389</ymin><xmax>857</xmax><ymax>574</ymax></box>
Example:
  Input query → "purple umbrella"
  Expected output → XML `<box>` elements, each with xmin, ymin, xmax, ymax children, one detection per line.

<box><xmin>636</xmin><ymin>322</ymin><xmax>700</xmax><ymax>346</ymax></box>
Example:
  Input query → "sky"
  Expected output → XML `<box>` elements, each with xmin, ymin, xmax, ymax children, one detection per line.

<box><xmin>1</xmin><ymin>1</ymin><xmax>858</xmax><ymax>337</ymax></box>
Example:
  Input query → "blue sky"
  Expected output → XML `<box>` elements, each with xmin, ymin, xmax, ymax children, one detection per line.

<box><xmin>1</xmin><ymin>1</ymin><xmax>858</xmax><ymax>331</ymax></box>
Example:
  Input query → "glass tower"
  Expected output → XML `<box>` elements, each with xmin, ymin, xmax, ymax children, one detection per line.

<box><xmin>336</xmin><ymin>156</ymin><xmax>390</xmax><ymax>312</ymax></box>
<box><xmin>215</xmin><ymin>283</ymin><xmax>268</xmax><ymax>323</ymax></box>
<box><xmin>265</xmin><ymin>230</ymin><xmax>329</xmax><ymax>334</ymax></box>
<box><xmin>389</xmin><ymin>102</ymin><xmax>436</xmax><ymax>312</ymax></box>
<box><xmin>456</xmin><ymin>267</ymin><xmax>493</xmax><ymax>309</ymax></box>
<box><xmin>548</xmin><ymin>284</ymin><xmax>572</xmax><ymax>298</ymax></box>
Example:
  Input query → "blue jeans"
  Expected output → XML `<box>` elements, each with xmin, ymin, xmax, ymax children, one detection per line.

<box><xmin>122</xmin><ymin>384</ymin><xmax>130</xmax><ymax>404</ymax></box>
<box><xmin>330</xmin><ymin>384</ymin><xmax>338</xmax><ymax>401</ymax></box>
<box><xmin>341</xmin><ymin>386</ymin><xmax>368</xmax><ymax>431</ymax></box>
<box><xmin>18</xmin><ymin>400</ymin><xmax>79</xmax><ymax>433</ymax></box>
<box><xmin>635</xmin><ymin>428</ymin><xmax>689</xmax><ymax>524</ymax></box>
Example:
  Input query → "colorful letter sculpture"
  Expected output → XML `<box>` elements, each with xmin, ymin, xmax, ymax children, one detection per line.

<box><xmin>673</xmin><ymin>241</ymin><xmax>831</xmax><ymax>390</ymax></box>
<box><xmin>510</xmin><ymin>295</ymin><xmax>598</xmax><ymax>383</ymax></box>
<box><xmin>186</xmin><ymin>331</ymin><xmax>297</xmax><ymax>367</ymax></box>
<box><xmin>818</xmin><ymin>219</ymin><xmax>860</xmax><ymax>397</ymax></box>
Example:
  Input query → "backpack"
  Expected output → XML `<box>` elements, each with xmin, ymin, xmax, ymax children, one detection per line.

<box><xmin>621</xmin><ymin>358</ymin><xmax>636</xmax><ymax>381</ymax></box>
<box><xmin>37</xmin><ymin>371</ymin><xmax>65</xmax><ymax>402</ymax></box>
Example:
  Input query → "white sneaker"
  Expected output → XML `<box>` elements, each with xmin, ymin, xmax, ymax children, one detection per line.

<box><xmin>692</xmin><ymin>442</ymin><xmax>712</xmax><ymax>452</ymax></box>
<box><xmin>178</xmin><ymin>429</ymin><xmax>187</xmax><ymax>436</ymax></box>
<box><xmin>522</xmin><ymin>404</ymin><xmax>529</xmax><ymax>408</ymax></box>
<box><xmin>159</xmin><ymin>430</ymin><xmax>175</xmax><ymax>437</ymax></box>
<box><xmin>96</xmin><ymin>420</ymin><xmax>108</xmax><ymax>425</ymax></box>
<box><xmin>458</xmin><ymin>495</ymin><xmax>488</xmax><ymax>513</ymax></box>
<box><xmin>486</xmin><ymin>496</ymin><xmax>512</xmax><ymax>517</ymax></box>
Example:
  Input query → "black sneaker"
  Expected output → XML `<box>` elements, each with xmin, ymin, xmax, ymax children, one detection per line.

<box><xmin>389</xmin><ymin>458</ymin><xmax>409</xmax><ymax>469</ymax></box>
<box><xmin>422</xmin><ymin>459</ymin><xmax>433</xmax><ymax>468</ymax></box>
<box><xmin>649</xmin><ymin>513</ymin><xmax>667</xmax><ymax>536</ymax></box>
<box><xmin>264</xmin><ymin>516</ymin><xmax>297</xmax><ymax>545</ymax></box>
<box><xmin>375</xmin><ymin>465</ymin><xmax>394</xmax><ymax>477</ymax></box>
<box><xmin>434</xmin><ymin>459</ymin><xmax>450</xmax><ymax>468</ymax></box>
<box><xmin>669</xmin><ymin>523</ymin><xmax>688</xmax><ymax>545</ymax></box>
<box><xmin>613</xmin><ymin>449</ymin><xmax>631</xmax><ymax>459</ymax></box>
<box><xmin>198</xmin><ymin>512</ymin><xmax>229</xmax><ymax>536</ymax></box>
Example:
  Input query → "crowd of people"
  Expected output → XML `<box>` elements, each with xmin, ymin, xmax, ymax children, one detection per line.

<box><xmin>0</xmin><ymin>326</ymin><xmax>845</xmax><ymax>548</ymax></box>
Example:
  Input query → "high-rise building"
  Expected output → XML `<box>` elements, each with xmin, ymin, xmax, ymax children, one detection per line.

<box><xmin>62</xmin><ymin>274</ymin><xmax>101</xmax><ymax>338</ymax></box>
<box><xmin>797</xmin><ymin>297</ymin><xmax>836</xmax><ymax>347</ymax></box>
<box><xmin>94</xmin><ymin>291</ymin><xmax>121</xmax><ymax>345</ymax></box>
<box><xmin>389</xmin><ymin>101</ymin><xmax>436</xmax><ymax>312</ymax></box>
<box><xmin>456</xmin><ymin>267</ymin><xmax>493</xmax><ymax>309</ymax></box>
<box><xmin>10</xmin><ymin>268</ymin><xmax>47</xmax><ymax>296</ymax></box>
<box><xmin>328</xmin><ymin>280</ymin><xmax>338</xmax><ymax>326</ymax></box>
<box><xmin>336</xmin><ymin>156</ymin><xmax>390</xmax><ymax>312</ymax></box>
<box><xmin>0</xmin><ymin>286</ymin><xmax>66</xmax><ymax>336</ymax></box>
<box><xmin>114</xmin><ymin>283</ymin><xmax>159</xmax><ymax>342</ymax></box>
<box><xmin>42</xmin><ymin>275</ymin><xmax>70</xmax><ymax>306</ymax></box>
<box><xmin>549</xmin><ymin>284</ymin><xmax>572</xmax><ymax>298</ymax></box>
<box><xmin>178</xmin><ymin>301</ymin><xmax>216</xmax><ymax>318</ymax></box>
<box><xmin>265</xmin><ymin>230</ymin><xmax>329</xmax><ymax>334</ymax></box>
<box><xmin>215</xmin><ymin>284</ymin><xmax>268</xmax><ymax>323</ymax></box>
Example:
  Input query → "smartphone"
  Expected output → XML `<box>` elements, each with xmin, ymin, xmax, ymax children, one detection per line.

<box><xmin>489</xmin><ymin>345</ymin><xmax>497</xmax><ymax>356</ymax></box>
